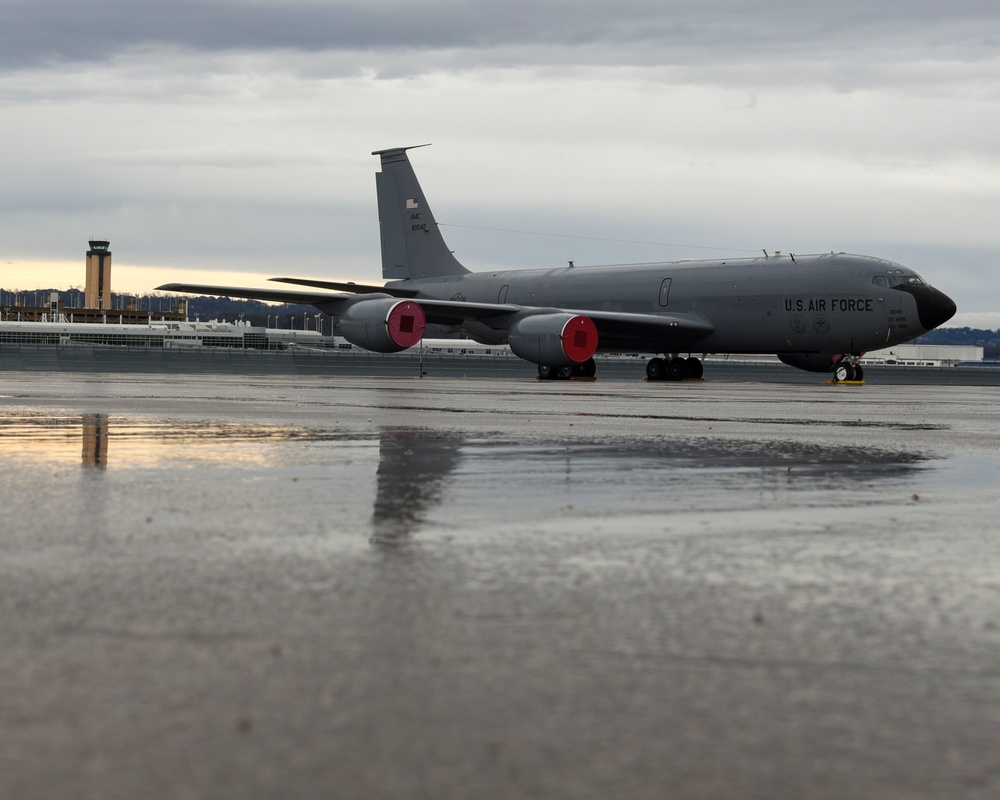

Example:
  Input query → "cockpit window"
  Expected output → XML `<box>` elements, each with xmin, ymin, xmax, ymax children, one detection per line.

<box><xmin>884</xmin><ymin>270</ymin><xmax>926</xmax><ymax>287</ymax></box>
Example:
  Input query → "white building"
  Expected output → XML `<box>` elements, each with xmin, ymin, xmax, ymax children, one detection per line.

<box><xmin>862</xmin><ymin>344</ymin><xmax>983</xmax><ymax>366</ymax></box>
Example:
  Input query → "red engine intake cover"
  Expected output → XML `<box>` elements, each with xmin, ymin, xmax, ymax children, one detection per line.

<box><xmin>386</xmin><ymin>301</ymin><xmax>426</xmax><ymax>348</ymax></box>
<box><xmin>562</xmin><ymin>315</ymin><xmax>599</xmax><ymax>363</ymax></box>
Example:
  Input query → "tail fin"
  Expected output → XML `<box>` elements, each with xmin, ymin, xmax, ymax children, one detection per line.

<box><xmin>373</xmin><ymin>145</ymin><xmax>470</xmax><ymax>281</ymax></box>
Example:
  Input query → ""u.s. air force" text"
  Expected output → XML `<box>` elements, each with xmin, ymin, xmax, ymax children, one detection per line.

<box><xmin>785</xmin><ymin>298</ymin><xmax>874</xmax><ymax>312</ymax></box>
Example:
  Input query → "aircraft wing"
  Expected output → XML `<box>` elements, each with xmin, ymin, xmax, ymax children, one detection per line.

<box><xmin>410</xmin><ymin>300</ymin><xmax>714</xmax><ymax>350</ymax></box>
<box><xmin>414</xmin><ymin>299</ymin><xmax>707</xmax><ymax>331</ymax></box>
<box><xmin>157</xmin><ymin>282</ymin><xmax>714</xmax><ymax>351</ymax></box>
<box><xmin>577</xmin><ymin>309</ymin><xmax>714</xmax><ymax>350</ymax></box>
<box><xmin>155</xmin><ymin>282</ymin><xmax>351</xmax><ymax>306</ymax></box>
<box><xmin>155</xmin><ymin>281</ymin><xmax>526</xmax><ymax>322</ymax></box>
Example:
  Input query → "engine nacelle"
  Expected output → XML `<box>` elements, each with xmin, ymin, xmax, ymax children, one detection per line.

<box><xmin>508</xmin><ymin>314</ymin><xmax>598</xmax><ymax>367</ymax></box>
<box><xmin>340</xmin><ymin>298</ymin><xmax>426</xmax><ymax>353</ymax></box>
<box><xmin>778</xmin><ymin>353</ymin><xmax>837</xmax><ymax>373</ymax></box>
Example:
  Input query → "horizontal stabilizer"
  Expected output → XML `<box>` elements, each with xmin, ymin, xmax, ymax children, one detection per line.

<box><xmin>155</xmin><ymin>282</ymin><xmax>347</xmax><ymax>306</ymax></box>
<box><xmin>269</xmin><ymin>277</ymin><xmax>418</xmax><ymax>297</ymax></box>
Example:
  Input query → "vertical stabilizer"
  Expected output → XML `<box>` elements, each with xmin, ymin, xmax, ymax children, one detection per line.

<box><xmin>373</xmin><ymin>146</ymin><xmax>469</xmax><ymax>280</ymax></box>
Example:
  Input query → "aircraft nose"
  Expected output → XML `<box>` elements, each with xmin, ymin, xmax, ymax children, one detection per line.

<box><xmin>916</xmin><ymin>285</ymin><xmax>957</xmax><ymax>331</ymax></box>
<box><xmin>890</xmin><ymin>282</ymin><xmax>957</xmax><ymax>331</ymax></box>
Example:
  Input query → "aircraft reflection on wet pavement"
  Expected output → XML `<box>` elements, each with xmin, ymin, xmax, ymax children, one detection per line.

<box><xmin>373</xmin><ymin>430</ymin><xmax>463</xmax><ymax>542</ymax></box>
<box><xmin>0</xmin><ymin>411</ymin><xmax>934</xmax><ymax>544</ymax></box>
<box><xmin>366</xmin><ymin>429</ymin><xmax>932</xmax><ymax>545</ymax></box>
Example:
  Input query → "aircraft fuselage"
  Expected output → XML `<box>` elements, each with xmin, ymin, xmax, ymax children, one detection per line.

<box><xmin>389</xmin><ymin>251</ymin><xmax>950</xmax><ymax>356</ymax></box>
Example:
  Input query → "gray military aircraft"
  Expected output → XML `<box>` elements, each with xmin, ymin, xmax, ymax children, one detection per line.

<box><xmin>159</xmin><ymin>145</ymin><xmax>957</xmax><ymax>382</ymax></box>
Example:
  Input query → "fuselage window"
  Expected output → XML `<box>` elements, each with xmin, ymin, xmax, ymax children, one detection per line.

<box><xmin>872</xmin><ymin>275</ymin><xmax>887</xmax><ymax>287</ymax></box>
<box><xmin>658</xmin><ymin>278</ymin><xmax>672</xmax><ymax>307</ymax></box>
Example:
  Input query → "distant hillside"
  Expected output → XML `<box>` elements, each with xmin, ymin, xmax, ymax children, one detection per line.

<box><xmin>1</xmin><ymin>288</ymin><xmax>326</xmax><ymax>332</ymax></box>
<box><xmin>176</xmin><ymin>295</ymin><xmax>326</xmax><ymax>331</ymax></box>
<box><xmin>914</xmin><ymin>327</ymin><xmax>1000</xmax><ymax>358</ymax></box>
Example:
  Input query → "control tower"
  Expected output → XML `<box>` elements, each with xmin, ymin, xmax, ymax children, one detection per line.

<box><xmin>85</xmin><ymin>239</ymin><xmax>112</xmax><ymax>310</ymax></box>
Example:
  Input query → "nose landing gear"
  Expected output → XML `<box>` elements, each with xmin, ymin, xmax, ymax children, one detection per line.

<box><xmin>831</xmin><ymin>355</ymin><xmax>865</xmax><ymax>384</ymax></box>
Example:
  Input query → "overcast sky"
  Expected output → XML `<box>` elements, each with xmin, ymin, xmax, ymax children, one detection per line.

<box><xmin>2</xmin><ymin>0</ymin><xmax>998</xmax><ymax>326</ymax></box>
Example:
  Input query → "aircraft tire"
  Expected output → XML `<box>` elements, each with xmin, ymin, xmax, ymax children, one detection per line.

<box><xmin>684</xmin><ymin>357</ymin><xmax>704</xmax><ymax>379</ymax></box>
<box><xmin>646</xmin><ymin>358</ymin><xmax>666</xmax><ymax>381</ymax></box>
<box><xmin>833</xmin><ymin>363</ymin><xmax>856</xmax><ymax>383</ymax></box>
<box><xmin>668</xmin><ymin>357</ymin><xmax>687</xmax><ymax>381</ymax></box>
<box><xmin>854</xmin><ymin>364</ymin><xmax>864</xmax><ymax>381</ymax></box>
<box><xmin>578</xmin><ymin>358</ymin><xmax>597</xmax><ymax>378</ymax></box>
<box><xmin>556</xmin><ymin>366</ymin><xmax>575</xmax><ymax>380</ymax></box>
<box><xmin>538</xmin><ymin>364</ymin><xmax>557</xmax><ymax>380</ymax></box>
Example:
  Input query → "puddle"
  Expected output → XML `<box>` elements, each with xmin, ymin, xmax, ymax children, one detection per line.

<box><xmin>923</xmin><ymin>454</ymin><xmax>1000</xmax><ymax>490</ymax></box>
<box><xmin>0</xmin><ymin>410</ymin><xmax>953</xmax><ymax>545</ymax></box>
<box><xmin>0</xmin><ymin>409</ymin><xmax>351</xmax><ymax>469</ymax></box>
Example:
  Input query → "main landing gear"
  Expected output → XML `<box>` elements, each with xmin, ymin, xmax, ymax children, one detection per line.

<box><xmin>831</xmin><ymin>355</ymin><xmax>865</xmax><ymax>383</ymax></box>
<box><xmin>645</xmin><ymin>356</ymin><xmax>703</xmax><ymax>381</ymax></box>
<box><xmin>537</xmin><ymin>359</ymin><xmax>597</xmax><ymax>380</ymax></box>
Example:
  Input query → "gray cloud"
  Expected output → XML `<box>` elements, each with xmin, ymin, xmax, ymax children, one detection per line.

<box><xmin>2</xmin><ymin>1</ymin><xmax>999</xmax><ymax>319</ymax></box>
<box><xmin>3</xmin><ymin>0</ymin><xmax>997</xmax><ymax>74</ymax></box>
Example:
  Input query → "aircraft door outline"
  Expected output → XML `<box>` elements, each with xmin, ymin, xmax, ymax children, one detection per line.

<box><xmin>658</xmin><ymin>278</ymin><xmax>672</xmax><ymax>308</ymax></box>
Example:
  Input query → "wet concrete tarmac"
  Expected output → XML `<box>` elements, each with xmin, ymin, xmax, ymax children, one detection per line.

<box><xmin>1</xmin><ymin>372</ymin><xmax>999</xmax><ymax>799</ymax></box>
